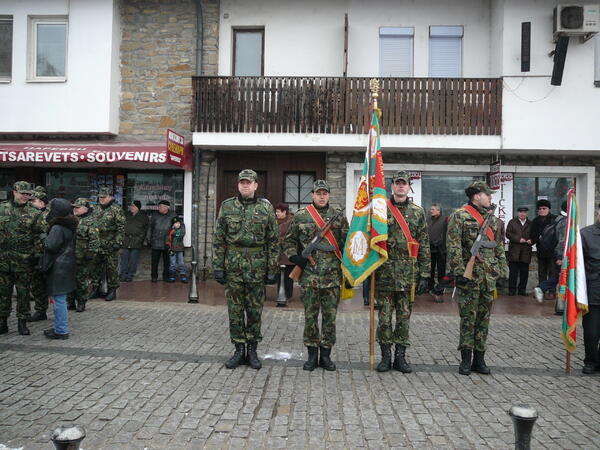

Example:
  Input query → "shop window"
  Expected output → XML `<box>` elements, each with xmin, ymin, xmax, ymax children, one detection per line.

<box><xmin>513</xmin><ymin>176</ymin><xmax>570</xmax><ymax>217</ymax></box>
<box><xmin>233</xmin><ymin>28</ymin><xmax>264</xmax><ymax>76</ymax></box>
<box><xmin>126</xmin><ymin>172</ymin><xmax>184</xmax><ymax>216</ymax></box>
<box><xmin>28</xmin><ymin>16</ymin><xmax>68</xmax><ymax>81</ymax></box>
<box><xmin>379</xmin><ymin>27</ymin><xmax>414</xmax><ymax>77</ymax></box>
<box><xmin>0</xmin><ymin>169</ymin><xmax>15</xmax><ymax>201</ymax></box>
<box><xmin>0</xmin><ymin>16</ymin><xmax>12</xmax><ymax>81</ymax></box>
<box><xmin>429</xmin><ymin>26</ymin><xmax>463</xmax><ymax>77</ymax></box>
<box><xmin>421</xmin><ymin>174</ymin><xmax>484</xmax><ymax>215</ymax></box>
<box><xmin>285</xmin><ymin>173</ymin><xmax>315</xmax><ymax>212</ymax></box>
<box><xmin>46</xmin><ymin>171</ymin><xmax>96</xmax><ymax>202</ymax></box>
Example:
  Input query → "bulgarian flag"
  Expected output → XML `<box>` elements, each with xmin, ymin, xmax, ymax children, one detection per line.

<box><xmin>558</xmin><ymin>188</ymin><xmax>589</xmax><ymax>352</ymax></box>
<box><xmin>341</xmin><ymin>110</ymin><xmax>388</xmax><ymax>285</ymax></box>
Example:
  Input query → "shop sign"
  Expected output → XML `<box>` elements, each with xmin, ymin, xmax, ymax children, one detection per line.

<box><xmin>0</xmin><ymin>146</ymin><xmax>167</xmax><ymax>164</ymax></box>
<box><xmin>488</xmin><ymin>160</ymin><xmax>501</xmax><ymax>190</ymax></box>
<box><xmin>166</xmin><ymin>129</ymin><xmax>185</xmax><ymax>167</ymax></box>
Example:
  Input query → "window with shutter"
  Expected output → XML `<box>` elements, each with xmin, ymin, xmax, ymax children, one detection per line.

<box><xmin>379</xmin><ymin>27</ymin><xmax>414</xmax><ymax>77</ymax></box>
<box><xmin>429</xmin><ymin>26</ymin><xmax>463</xmax><ymax>78</ymax></box>
<box><xmin>595</xmin><ymin>34</ymin><xmax>600</xmax><ymax>86</ymax></box>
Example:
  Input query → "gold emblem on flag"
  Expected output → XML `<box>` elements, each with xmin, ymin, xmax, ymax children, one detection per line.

<box><xmin>347</xmin><ymin>231</ymin><xmax>369</xmax><ymax>265</ymax></box>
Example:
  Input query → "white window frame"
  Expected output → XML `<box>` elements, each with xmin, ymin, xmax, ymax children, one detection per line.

<box><xmin>379</xmin><ymin>27</ymin><xmax>414</xmax><ymax>77</ymax></box>
<box><xmin>0</xmin><ymin>16</ymin><xmax>12</xmax><ymax>83</ymax></box>
<box><xmin>595</xmin><ymin>33</ymin><xmax>600</xmax><ymax>87</ymax></box>
<box><xmin>27</xmin><ymin>16</ymin><xmax>68</xmax><ymax>82</ymax></box>
<box><xmin>428</xmin><ymin>25</ymin><xmax>463</xmax><ymax>78</ymax></box>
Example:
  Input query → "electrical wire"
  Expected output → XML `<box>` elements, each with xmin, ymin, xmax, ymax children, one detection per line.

<box><xmin>502</xmin><ymin>77</ymin><xmax>556</xmax><ymax>103</ymax></box>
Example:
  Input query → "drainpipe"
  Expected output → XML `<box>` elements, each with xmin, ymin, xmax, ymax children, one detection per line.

<box><xmin>202</xmin><ymin>153</ymin><xmax>215</xmax><ymax>280</ymax></box>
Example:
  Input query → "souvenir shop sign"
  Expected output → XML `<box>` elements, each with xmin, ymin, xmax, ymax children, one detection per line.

<box><xmin>166</xmin><ymin>129</ymin><xmax>185</xmax><ymax>167</ymax></box>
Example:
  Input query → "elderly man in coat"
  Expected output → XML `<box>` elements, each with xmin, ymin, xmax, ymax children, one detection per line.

<box><xmin>506</xmin><ymin>207</ymin><xmax>533</xmax><ymax>296</ymax></box>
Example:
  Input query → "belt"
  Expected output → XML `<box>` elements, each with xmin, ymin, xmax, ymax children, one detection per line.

<box><xmin>228</xmin><ymin>245</ymin><xmax>263</xmax><ymax>253</ymax></box>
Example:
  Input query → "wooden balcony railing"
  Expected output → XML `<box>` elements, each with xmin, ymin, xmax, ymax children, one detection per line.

<box><xmin>192</xmin><ymin>76</ymin><xmax>502</xmax><ymax>136</ymax></box>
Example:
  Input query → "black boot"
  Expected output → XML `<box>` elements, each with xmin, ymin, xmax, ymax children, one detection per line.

<box><xmin>89</xmin><ymin>288</ymin><xmax>103</xmax><ymax>300</ymax></box>
<box><xmin>393</xmin><ymin>345</ymin><xmax>412</xmax><ymax>373</ymax></box>
<box><xmin>28</xmin><ymin>311</ymin><xmax>47</xmax><ymax>322</ymax></box>
<box><xmin>76</xmin><ymin>300</ymin><xmax>86</xmax><ymax>312</ymax></box>
<box><xmin>105</xmin><ymin>289</ymin><xmax>117</xmax><ymax>301</ymax></box>
<box><xmin>225</xmin><ymin>343</ymin><xmax>246</xmax><ymax>369</ymax></box>
<box><xmin>471</xmin><ymin>350</ymin><xmax>491</xmax><ymax>375</ymax></box>
<box><xmin>246</xmin><ymin>342</ymin><xmax>262</xmax><ymax>370</ymax></box>
<box><xmin>67</xmin><ymin>300</ymin><xmax>76</xmax><ymax>310</ymax></box>
<box><xmin>303</xmin><ymin>346</ymin><xmax>318</xmax><ymax>371</ymax></box>
<box><xmin>319</xmin><ymin>347</ymin><xmax>336</xmax><ymax>371</ymax></box>
<box><xmin>18</xmin><ymin>319</ymin><xmax>30</xmax><ymax>336</ymax></box>
<box><xmin>459</xmin><ymin>349</ymin><xmax>472</xmax><ymax>375</ymax></box>
<box><xmin>377</xmin><ymin>344</ymin><xmax>392</xmax><ymax>372</ymax></box>
<box><xmin>0</xmin><ymin>317</ymin><xmax>7</xmax><ymax>334</ymax></box>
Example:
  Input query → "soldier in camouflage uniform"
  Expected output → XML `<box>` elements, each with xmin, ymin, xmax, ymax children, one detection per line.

<box><xmin>69</xmin><ymin>198</ymin><xmax>100</xmax><ymax>312</ymax></box>
<box><xmin>375</xmin><ymin>171</ymin><xmax>430</xmax><ymax>373</ymax></box>
<box><xmin>92</xmin><ymin>187</ymin><xmax>125</xmax><ymax>302</ymax></box>
<box><xmin>446</xmin><ymin>181</ymin><xmax>508</xmax><ymax>376</ymax></box>
<box><xmin>283</xmin><ymin>180</ymin><xmax>349</xmax><ymax>371</ymax></box>
<box><xmin>28</xmin><ymin>186</ymin><xmax>50</xmax><ymax>322</ymax></box>
<box><xmin>213</xmin><ymin>169</ymin><xmax>279</xmax><ymax>370</ymax></box>
<box><xmin>0</xmin><ymin>181</ymin><xmax>43</xmax><ymax>335</ymax></box>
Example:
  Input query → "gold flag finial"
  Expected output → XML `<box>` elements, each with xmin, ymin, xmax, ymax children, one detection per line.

<box><xmin>370</xmin><ymin>78</ymin><xmax>381</xmax><ymax>115</ymax></box>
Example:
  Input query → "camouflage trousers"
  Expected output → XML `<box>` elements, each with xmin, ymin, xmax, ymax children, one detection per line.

<box><xmin>30</xmin><ymin>270</ymin><xmax>48</xmax><ymax>313</ymax></box>
<box><xmin>68</xmin><ymin>260</ymin><xmax>94</xmax><ymax>306</ymax></box>
<box><xmin>225</xmin><ymin>280</ymin><xmax>265</xmax><ymax>344</ymax></box>
<box><xmin>375</xmin><ymin>289</ymin><xmax>413</xmax><ymax>346</ymax></box>
<box><xmin>457</xmin><ymin>284</ymin><xmax>493</xmax><ymax>351</ymax></box>
<box><xmin>0</xmin><ymin>271</ymin><xmax>32</xmax><ymax>319</ymax></box>
<box><xmin>93</xmin><ymin>251</ymin><xmax>120</xmax><ymax>291</ymax></box>
<box><xmin>301</xmin><ymin>286</ymin><xmax>340</xmax><ymax>349</ymax></box>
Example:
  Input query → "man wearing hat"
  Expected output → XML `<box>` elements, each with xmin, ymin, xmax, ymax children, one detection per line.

<box><xmin>120</xmin><ymin>200</ymin><xmax>149</xmax><ymax>282</ymax></box>
<box><xmin>531</xmin><ymin>199</ymin><xmax>558</xmax><ymax>299</ymax></box>
<box><xmin>28</xmin><ymin>186</ymin><xmax>50</xmax><ymax>321</ymax></box>
<box><xmin>373</xmin><ymin>170</ymin><xmax>430</xmax><ymax>373</ymax></box>
<box><xmin>69</xmin><ymin>198</ymin><xmax>100</xmax><ymax>312</ymax></box>
<box><xmin>146</xmin><ymin>199</ymin><xmax>174</xmax><ymax>283</ymax></box>
<box><xmin>0</xmin><ymin>181</ymin><xmax>43</xmax><ymax>335</ymax></box>
<box><xmin>506</xmin><ymin>207</ymin><xmax>533</xmax><ymax>296</ymax></box>
<box><xmin>91</xmin><ymin>187</ymin><xmax>125</xmax><ymax>301</ymax></box>
<box><xmin>283</xmin><ymin>179</ymin><xmax>349</xmax><ymax>371</ymax></box>
<box><xmin>213</xmin><ymin>169</ymin><xmax>279</xmax><ymax>370</ymax></box>
<box><xmin>447</xmin><ymin>180</ymin><xmax>507</xmax><ymax>375</ymax></box>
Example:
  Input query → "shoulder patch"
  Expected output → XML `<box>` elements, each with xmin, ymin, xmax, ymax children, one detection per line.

<box><xmin>258</xmin><ymin>197</ymin><xmax>271</xmax><ymax>204</ymax></box>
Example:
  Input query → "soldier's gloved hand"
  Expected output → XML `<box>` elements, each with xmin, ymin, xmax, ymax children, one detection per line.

<box><xmin>264</xmin><ymin>273</ymin><xmax>278</xmax><ymax>285</ymax></box>
<box><xmin>214</xmin><ymin>270</ymin><xmax>226</xmax><ymax>285</ymax></box>
<box><xmin>416</xmin><ymin>277</ymin><xmax>430</xmax><ymax>295</ymax></box>
<box><xmin>455</xmin><ymin>275</ymin><xmax>470</xmax><ymax>287</ymax></box>
<box><xmin>289</xmin><ymin>255</ymin><xmax>308</xmax><ymax>269</ymax></box>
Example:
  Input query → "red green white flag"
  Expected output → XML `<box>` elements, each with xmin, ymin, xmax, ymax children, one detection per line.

<box><xmin>558</xmin><ymin>188</ymin><xmax>588</xmax><ymax>352</ymax></box>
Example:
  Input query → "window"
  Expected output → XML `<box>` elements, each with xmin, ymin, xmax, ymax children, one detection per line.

<box><xmin>28</xmin><ymin>16</ymin><xmax>68</xmax><ymax>81</ymax></box>
<box><xmin>513</xmin><ymin>176</ymin><xmax>570</xmax><ymax>217</ymax></box>
<box><xmin>429</xmin><ymin>26</ymin><xmax>463</xmax><ymax>77</ymax></box>
<box><xmin>126</xmin><ymin>172</ymin><xmax>184</xmax><ymax>216</ymax></box>
<box><xmin>379</xmin><ymin>27</ymin><xmax>413</xmax><ymax>77</ymax></box>
<box><xmin>0</xmin><ymin>16</ymin><xmax>12</xmax><ymax>81</ymax></box>
<box><xmin>595</xmin><ymin>34</ymin><xmax>600</xmax><ymax>87</ymax></box>
<box><xmin>421</xmin><ymin>174</ymin><xmax>484</xmax><ymax>214</ymax></box>
<box><xmin>233</xmin><ymin>28</ymin><xmax>264</xmax><ymax>76</ymax></box>
<box><xmin>285</xmin><ymin>173</ymin><xmax>315</xmax><ymax>212</ymax></box>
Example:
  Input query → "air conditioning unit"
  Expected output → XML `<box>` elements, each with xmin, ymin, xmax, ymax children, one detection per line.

<box><xmin>553</xmin><ymin>4</ymin><xmax>600</xmax><ymax>37</ymax></box>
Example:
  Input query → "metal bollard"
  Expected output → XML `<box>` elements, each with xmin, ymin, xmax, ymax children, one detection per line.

<box><xmin>188</xmin><ymin>247</ymin><xmax>199</xmax><ymax>303</ymax></box>
<box><xmin>51</xmin><ymin>425</ymin><xmax>86</xmax><ymax>450</ymax></box>
<box><xmin>508</xmin><ymin>405</ymin><xmax>538</xmax><ymax>450</ymax></box>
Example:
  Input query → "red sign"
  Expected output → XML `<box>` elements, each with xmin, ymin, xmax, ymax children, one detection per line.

<box><xmin>166</xmin><ymin>129</ymin><xmax>185</xmax><ymax>167</ymax></box>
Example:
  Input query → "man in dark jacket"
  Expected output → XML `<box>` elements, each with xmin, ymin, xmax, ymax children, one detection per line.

<box><xmin>506</xmin><ymin>207</ymin><xmax>533</xmax><ymax>296</ymax></box>
<box><xmin>146</xmin><ymin>200</ymin><xmax>174</xmax><ymax>282</ymax></box>
<box><xmin>580</xmin><ymin>206</ymin><xmax>600</xmax><ymax>374</ymax></box>
<box><xmin>120</xmin><ymin>200</ymin><xmax>149</xmax><ymax>282</ymax></box>
<box><xmin>531</xmin><ymin>199</ymin><xmax>557</xmax><ymax>295</ymax></box>
<box><xmin>426</xmin><ymin>203</ymin><xmax>447</xmax><ymax>297</ymax></box>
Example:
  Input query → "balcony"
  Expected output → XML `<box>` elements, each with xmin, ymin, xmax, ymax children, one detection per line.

<box><xmin>192</xmin><ymin>76</ymin><xmax>502</xmax><ymax>136</ymax></box>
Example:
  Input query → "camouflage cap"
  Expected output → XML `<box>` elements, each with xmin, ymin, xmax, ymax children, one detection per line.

<box><xmin>312</xmin><ymin>179</ymin><xmax>330</xmax><ymax>192</ymax></box>
<box><xmin>72</xmin><ymin>198</ymin><xmax>91</xmax><ymax>208</ymax></box>
<box><xmin>238</xmin><ymin>169</ymin><xmax>257</xmax><ymax>182</ymax></box>
<box><xmin>31</xmin><ymin>186</ymin><xmax>48</xmax><ymax>200</ymax></box>
<box><xmin>13</xmin><ymin>181</ymin><xmax>35</xmax><ymax>194</ymax></box>
<box><xmin>97</xmin><ymin>187</ymin><xmax>113</xmax><ymax>197</ymax></box>
<box><xmin>465</xmin><ymin>180</ymin><xmax>494</xmax><ymax>196</ymax></box>
<box><xmin>392</xmin><ymin>170</ymin><xmax>410</xmax><ymax>183</ymax></box>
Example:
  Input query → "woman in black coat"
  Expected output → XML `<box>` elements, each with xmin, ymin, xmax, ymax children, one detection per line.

<box><xmin>42</xmin><ymin>198</ymin><xmax>78</xmax><ymax>339</ymax></box>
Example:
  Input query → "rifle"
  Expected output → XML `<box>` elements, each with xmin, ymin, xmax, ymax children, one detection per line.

<box><xmin>289</xmin><ymin>210</ymin><xmax>341</xmax><ymax>282</ymax></box>
<box><xmin>463</xmin><ymin>204</ymin><xmax>498</xmax><ymax>280</ymax></box>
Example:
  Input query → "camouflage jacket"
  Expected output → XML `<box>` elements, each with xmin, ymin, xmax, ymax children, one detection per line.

<box><xmin>376</xmin><ymin>199</ymin><xmax>431</xmax><ymax>291</ymax></box>
<box><xmin>0</xmin><ymin>200</ymin><xmax>43</xmax><ymax>272</ymax></box>
<box><xmin>283</xmin><ymin>204</ymin><xmax>349</xmax><ymax>289</ymax></box>
<box><xmin>213</xmin><ymin>195</ymin><xmax>279</xmax><ymax>283</ymax></box>
<box><xmin>75</xmin><ymin>210</ymin><xmax>101</xmax><ymax>262</ymax></box>
<box><xmin>31</xmin><ymin>208</ymin><xmax>49</xmax><ymax>257</ymax></box>
<box><xmin>93</xmin><ymin>200</ymin><xmax>125</xmax><ymax>254</ymax></box>
<box><xmin>446</xmin><ymin>203</ymin><xmax>508</xmax><ymax>289</ymax></box>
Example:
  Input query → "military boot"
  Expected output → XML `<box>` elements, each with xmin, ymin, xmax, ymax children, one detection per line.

<box><xmin>75</xmin><ymin>300</ymin><xmax>86</xmax><ymax>312</ymax></box>
<box><xmin>319</xmin><ymin>347</ymin><xmax>336</xmax><ymax>371</ymax></box>
<box><xmin>67</xmin><ymin>298</ymin><xmax>76</xmax><ymax>310</ymax></box>
<box><xmin>393</xmin><ymin>345</ymin><xmax>412</xmax><ymax>373</ymax></box>
<box><xmin>105</xmin><ymin>289</ymin><xmax>117</xmax><ymax>302</ymax></box>
<box><xmin>303</xmin><ymin>346</ymin><xmax>318</xmax><ymax>371</ymax></box>
<box><xmin>247</xmin><ymin>342</ymin><xmax>262</xmax><ymax>370</ymax></box>
<box><xmin>0</xmin><ymin>317</ymin><xmax>7</xmax><ymax>334</ymax></box>
<box><xmin>225</xmin><ymin>344</ymin><xmax>246</xmax><ymax>369</ymax></box>
<box><xmin>471</xmin><ymin>350</ymin><xmax>491</xmax><ymax>375</ymax></box>
<box><xmin>459</xmin><ymin>349</ymin><xmax>472</xmax><ymax>375</ymax></box>
<box><xmin>18</xmin><ymin>319</ymin><xmax>30</xmax><ymax>336</ymax></box>
<box><xmin>29</xmin><ymin>311</ymin><xmax>47</xmax><ymax>322</ymax></box>
<box><xmin>377</xmin><ymin>344</ymin><xmax>392</xmax><ymax>372</ymax></box>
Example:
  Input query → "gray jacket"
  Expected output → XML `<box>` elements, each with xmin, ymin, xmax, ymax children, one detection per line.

<box><xmin>581</xmin><ymin>222</ymin><xmax>600</xmax><ymax>305</ymax></box>
<box><xmin>146</xmin><ymin>211</ymin><xmax>174</xmax><ymax>250</ymax></box>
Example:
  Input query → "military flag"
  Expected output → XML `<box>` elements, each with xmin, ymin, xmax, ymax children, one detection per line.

<box><xmin>558</xmin><ymin>188</ymin><xmax>588</xmax><ymax>352</ymax></box>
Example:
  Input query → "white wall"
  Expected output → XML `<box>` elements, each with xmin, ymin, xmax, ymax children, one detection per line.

<box><xmin>0</xmin><ymin>0</ymin><xmax>119</xmax><ymax>134</ymax></box>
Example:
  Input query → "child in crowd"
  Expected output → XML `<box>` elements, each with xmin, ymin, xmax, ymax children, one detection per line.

<box><xmin>166</xmin><ymin>216</ymin><xmax>188</xmax><ymax>283</ymax></box>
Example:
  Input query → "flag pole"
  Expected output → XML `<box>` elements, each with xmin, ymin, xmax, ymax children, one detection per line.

<box><xmin>369</xmin><ymin>78</ymin><xmax>380</xmax><ymax>370</ymax></box>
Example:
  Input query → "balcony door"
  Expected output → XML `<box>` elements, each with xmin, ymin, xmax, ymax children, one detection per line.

<box><xmin>233</xmin><ymin>28</ymin><xmax>264</xmax><ymax>76</ymax></box>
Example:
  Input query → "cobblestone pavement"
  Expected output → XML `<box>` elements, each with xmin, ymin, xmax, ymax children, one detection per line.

<box><xmin>0</xmin><ymin>300</ymin><xmax>599</xmax><ymax>449</ymax></box>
